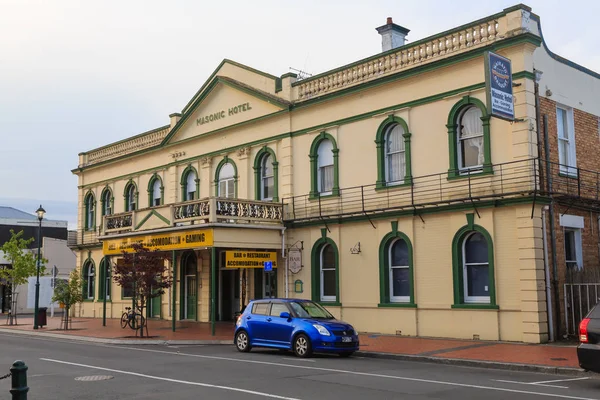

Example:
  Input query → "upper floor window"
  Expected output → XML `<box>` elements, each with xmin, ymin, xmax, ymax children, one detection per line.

<box><xmin>84</xmin><ymin>192</ymin><xmax>95</xmax><ymax>231</ymax></box>
<box><xmin>125</xmin><ymin>182</ymin><xmax>137</xmax><ymax>211</ymax></box>
<box><xmin>457</xmin><ymin>106</ymin><xmax>484</xmax><ymax>172</ymax></box>
<box><xmin>385</xmin><ymin>124</ymin><xmax>406</xmax><ymax>184</ymax></box>
<box><xmin>184</xmin><ymin>170</ymin><xmax>197</xmax><ymax>201</ymax></box>
<box><xmin>260</xmin><ymin>154</ymin><xmax>274</xmax><ymax>201</ymax></box>
<box><xmin>218</xmin><ymin>162</ymin><xmax>236</xmax><ymax>198</ymax></box>
<box><xmin>447</xmin><ymin>97</ymin><xmax>491</xmax><ymax>179</ymax></box>
<box><xmin>101</xmin><ymin>188</ymin><xmax>112</xmax><ymax>216</ymax></box>
<box><xmin>557</xmin><ymin>106</ymin><xmax>577</xmax><ymax>176</ymax></box>
<box><xmin>317</xmin><ymin>140</ymin><xmax>334</xmax><ymax>195</ymax></box>
<box><xmin>149</xmin><ymin>174</ymin><xmax>163</xmax><ymax>206</ymax></box>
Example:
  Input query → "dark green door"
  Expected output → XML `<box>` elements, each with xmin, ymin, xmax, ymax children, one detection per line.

<box><xmin>152</xmin><ymin>292</ymin><xmax>161</xmax><ymax>318</ymax></box>
<box><xmin>185</xmin><ymin>273</ymin><xmax>197</xmax><ymax>319</ymax></box>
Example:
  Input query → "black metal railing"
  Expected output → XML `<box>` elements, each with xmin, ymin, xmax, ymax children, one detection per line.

<box><xmin>546</xmin><ymin>160</ymin><xmax>600</xmax><ymax>201</ymax></box>
<box><xmin>283</xmin><ymin>158</ymin><xmax>541</xmax><ymax>222</ymax></box>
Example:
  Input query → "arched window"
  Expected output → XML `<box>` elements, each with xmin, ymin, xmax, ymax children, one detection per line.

<box><xmin>84</xmin><ymin>193</ymin><xmax>95</xmax><ymax>231</ymax></box>
<box><xmin>320</xmin><ymin>244</ymin><xmax>336</xmax><ymax>302</ymax></box>
<box><xmin>148</xmin><ymin>175</ymin><xmax>163</xmax><ymax>206</ymax></box>
<box><xmin>83</xmin><ymin>261</ymin><xmax>95</xmax><ymax>300</ymax></box>
<box><xmin>311</xmin><ymin>236</ymin><xmax>339</xmax><ymax>304</ymax></box>
<box><xmin>184</xmin><ymin>170</ymin><xmax>197</xmax><ymax>201</ymax></box>
<box><xmin>378</xmin><ymin>227</ymin><xmax>415</xmax><ymax>305</ymax></box>
<box><xmin>218</xmin><ymin>163</ymin><xmax>235</xmax><ymax>198</ymax></box>
<box><xmin>317</xmin><ymin>140</ymin><xmax>334</xmax><ymax>195</ymax></box>
<box><xmin>385</xmin><ymin>124</ymin><xmax>406</xmax><ymax>184</ymax></box>
<box><xmin>125</xmin><ymin>182</ymin><xmax>137</xmax><ymax>211</ymax></box>
<box><xmin>261</xmin><ymin>154</ymin><xmax>274</xmax><ymax>201</ymax></box>
<box><xmin>447</xmin><ymin>97</ymin><xmax>491</xmax><ymax>178</ymax></box>
<box><xmin>457</xmin><ymin>106</ymin><xmax>484</xmax><ymax>171</ymax></box>
<box><xmin>462</xmin><ymin>232</ymin><xmax>489</xmax><ymax>303</ymax></box>
<box><xmin>451</xmin><ymin>219</ymin><xmax>496</xmax><ymax>308</ymax></box>
<box><xmin>99</xmin><ymin>257</ymin><xmax>111</xmax><ymax>300</ymax></box>
<box><xmin>101</xmin><ymin>188</ymin><xmax>113</xmax><ymax>216</ymax></box>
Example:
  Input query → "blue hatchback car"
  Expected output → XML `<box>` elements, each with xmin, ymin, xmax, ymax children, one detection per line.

<box><xmin>234</xmin><ymin>299</ymin><xmax>359</xmax><ymax>358</ymax></box>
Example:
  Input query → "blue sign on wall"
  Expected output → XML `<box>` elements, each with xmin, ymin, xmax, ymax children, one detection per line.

<box><xmin>485</xmin><ymin>51</ymin><xmax>514</xmax><ymax>121</ymax></box>
<box><xmin>264</xmin><ymin>261</ymin><xmax>273</xmax><ymax>272</ymax></box>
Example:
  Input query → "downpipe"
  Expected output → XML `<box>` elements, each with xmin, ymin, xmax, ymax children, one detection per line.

<box><xmin>542</xmin><ymin>205</ymin><xmax>555</xmax><ymax>342</ymax></box>
<box><xmin>282</xmin><ymin>227</ymin><xmax>288</xmax><ymax>298</ymax></box>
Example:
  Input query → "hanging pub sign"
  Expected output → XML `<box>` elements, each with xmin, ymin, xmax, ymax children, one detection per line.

<box><xmin>485</xmin><ymin>51</ymin><xmax>514</xmax><ymax>121</ymax></box>
<box><xmin>288</xmin><ymin>248</ymin><xmax>302</xmax><ymax>274</ymax></box>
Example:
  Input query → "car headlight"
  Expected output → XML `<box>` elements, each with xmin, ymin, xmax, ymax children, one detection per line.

<box><xmin>351</xmin><ymin>327</ymin><xmax>358</xmax><ymax>336</ymax></box>
<box><xmin>313</xmin><ymin>324</ymin><xmax>330</xmax><ymax>336</ymax></box>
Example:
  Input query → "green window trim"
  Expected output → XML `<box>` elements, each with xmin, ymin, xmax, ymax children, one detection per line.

<box><xmin>447</xmin><ymin>96</ymin><xmax>492</xmax><ymax>179</ymax></box>
<box><xmin>317</xmin><ymin>302</ymin><xmax>342</xmax><ymax>307</ymax></box>
<box><xmin>98</xmin><ymin>257</ymin><xmax>111</xmax><ymax>301</ymax></box>
<box><xmin>377</xmin><ymin>303</ymin><xmax>417</xmax><ymax>308</ymax></box>
<box><xmin>180</xmin><ymin>165</ymin><xmax>200</xmax><ymax>201</ymax></box>
<box><xmin>83</xmin><ymin>191</ymin><xmax>96</xmax><ymax>231</ymax></box>
<box><xmin>253</xmin><ymin>146</ymin><xmax>279</xmax><ymax>202</ymax></box>
<box><xmin>378</xmin><ymin>229</ymin><xmax>415</xmax><ymax>305</ymax></box>
<box><xmin>214</xmin><ymin>156</ymin><xmax>238</xmax><ymax>198</ymax></box>
<box><xmin>100</xmin><ymin>186</ymin><xmax>114</xmax><ymax>216</ymax></box>
<box><xmin>451</xmin><ymin>222</ymin><xmax>497</xmax><ymax>307</ymax></box>
<box><xmin>310</xmin><ymin>237</ymin><xmax>340</xmax><ymax>304</ymax></box>
<box><xmin>375</xmin><ymin>116</ymin><xmax>413</xmax><ymax>188</ymax></box>
<box><xmin>309</xmin><ymin>132</ymin><xmax>340</xmax><ymax>199</ymax></box>
<box><xmin>147</xmin><ymin>173</ymin><xmax>165</xmax><ymax>207</ymax></box>
<box><xmin>82</xmin><ymin>259</ymin><xmax>96</xmax><ymax>300</ymax></box>
<box><xmin>124</xmin><ymin>180</ymin><xmax>139</xmax><ymax>211</ymax></box>
<box><xmin>451</xmin><ymin>304</ymin><xmax>499</xmax><ymax>310</ymax></box>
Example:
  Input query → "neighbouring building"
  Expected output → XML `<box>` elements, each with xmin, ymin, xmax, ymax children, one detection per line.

<box><xmin>0</xmin><ymin>206</ymin><xmax>75</xmax><ymax>315</ymax></box>
<box><xmin>69</xmin><ymin>4</ymin><xmax>600</xmax><ymax>343</ymax></box>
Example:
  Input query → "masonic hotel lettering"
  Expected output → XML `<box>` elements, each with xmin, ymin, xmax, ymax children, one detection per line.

<box><xmin>196</xmin><ymin>102</ymin><xmax>252</xmax><ymax>126</ymax></box>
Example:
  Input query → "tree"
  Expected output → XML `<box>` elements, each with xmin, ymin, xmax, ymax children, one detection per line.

<box><xmin>112</xmin><ymin>243</ymin><xmax>172</xmax><ymax>337</ymax></box>
<box><xmin>0</xmin><ymin>229</ymin><xmax>47</xmax><ymax>325</ymax></box>
<box><xmin>51</xmin><ymin>269</ymin><xmax>84</xmax><ymax>330</ymax></box>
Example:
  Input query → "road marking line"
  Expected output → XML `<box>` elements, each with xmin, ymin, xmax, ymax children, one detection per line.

<box><xmin>281</xmin><ymin>358</ymin><xmax>315</xmax><ymax>362</ymax></box>
<box><xmin>533</xmin><ymin>378</ymin><xmax>590</xmax><ymax>384</ymax></box>
<box><xmin>494</xmin><ymin>379</ymin><xmax>569</xmax><ymax>389</ymax></box>
<box><xmin>100</xmin><ymin>347</ymin><xmax>600</xmax><ymax>400</ymax></box>
<box><xmin>40</xmin><ymin>358</ymin><xmax>301</xmax><ymax>400</ymax></box>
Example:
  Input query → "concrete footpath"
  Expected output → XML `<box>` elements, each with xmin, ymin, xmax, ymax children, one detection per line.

<box><xmin>0</xmin><ymin>315</ymin><xmax>587</xmax><ymax>376</ymax></box>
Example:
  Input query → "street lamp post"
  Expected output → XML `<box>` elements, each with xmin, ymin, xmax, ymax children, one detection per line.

<box><xmin>33</xmin><ymin>205</ymin><xmax>45</xmax><ymax>330</ymax></box>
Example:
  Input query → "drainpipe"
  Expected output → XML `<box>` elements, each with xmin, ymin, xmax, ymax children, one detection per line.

<box><xmin>282</xmin><ymin>227</ymin><xmax>288</xmax><ymax>298</ymax></box>
<box><xmin>542</xmin><ymin>205</ymin><xmax>555</xmax><ymax>341</ymax></box>
<box><xmin>544</xmin><ymin>114</ymin><xmax>561</xmax><ymax>338</ymax></box>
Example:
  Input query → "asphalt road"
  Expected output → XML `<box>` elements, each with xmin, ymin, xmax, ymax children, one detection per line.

<box><xmin>0</xmin><ymin>332</ymin><xmax>598</xmax><ymax>399</ymax></box>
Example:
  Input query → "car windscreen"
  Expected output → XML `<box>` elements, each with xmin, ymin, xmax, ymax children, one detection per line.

<box><xmin>289</xmin><ymin>301</ymin><xmax>334</xmax><ymax>319</ymax></box>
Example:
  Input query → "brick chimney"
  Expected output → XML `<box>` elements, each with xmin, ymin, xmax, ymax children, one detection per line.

<box><xmin>376</xmin><ymin>17</ymin><xmax>409</xmax><ymax>52</ymax></box>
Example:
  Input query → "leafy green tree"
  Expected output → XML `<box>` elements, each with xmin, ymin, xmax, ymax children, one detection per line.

<box><xmin>52</xmin><ymin>269</ymin><xmax>85</xmax><ymax>330</ymax></box>
<box><xmin>0</xmin><ymin>229</ymin><xmax>47</xmax><ymax>325</ymax></box>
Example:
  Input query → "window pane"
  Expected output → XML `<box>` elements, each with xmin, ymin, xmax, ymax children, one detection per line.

<box><xmin>219</xmin><ymin>163</ymin><xmax>234</xmax><ymax>180</ymax></box>
<box><xmin>458</xmin><ymin>106</ymin><xmax>484</xmax><ymax>169</ymax></box>
<box><xmin>460</xmin><ymin>137</ymin><xmax>483</xmax><ymax>168</ymax></box>
<box><xmin>262</xmin><ymin>155</ymin><xmax>273</xmax><ymax>177</ymax></box>
<box><xmin>322</xmin><ymin>245</ymin><xmax>335</xmax><ymax>269</ymax></box>
<box><xmin>466</xmin><ymin>264</ymin><xmax>489</xmax><ymax>297</ymax></box>
<box><xmin>322</xmin><ymin>269</ymin><xmax>336</xmax><ymax>297</ymax></box>
<box><xmin>391</xmin><ymin>267</ymin><xmax>409</xmax><ymax>297</ymax></box>
<box><xmin>262</xmin><ymin>176</ymin><xmax>274</xmax><ymax>200</ymax></box>
<box><xmin>252</xmin><ymin>303</ymin><xmax>269</xmax><ymax>315</ymax></box>
<box><xmin>387</xmin><ymin>152</ymin><xmax>405</xmax><ymax>182</ymax></box>
<box><xmin>460</xmin><ymin>107</ymin><xmax>483</xmax><ymax>137</ymax></box>
<box><xmin>320</xmin><ymin>165</ymin><xmax>334</xmax><ymax>193</ymax></box>
<box><xmin>565</xmin><ymin>230</ymin><xmax>578</xmax><ymax>269</ymax></box>
<box><xmin>153</xmin><ymin>179</ymin><xmax>161</xmax><ymax>204</ymax></box>
<box><xmin>391</xmin><ymin>239</ymin><xmax>408</xmax><ymax>266</ymax></box>
<box><xmin>317</xmin><ymin>140</ymin><xmax>334</xmax><ymax>166</ymax></box>
<box><xmin>557</xmin><ymin>109</ymin><xmax>567</xmax><ymax>139</ymax></box>
<box><xmin>227</xmin><ymin>179</ymin><xmax>235</xmax><ymax>198</ymax></box>
<box><xmin>385</xmin><ymin>125</ymin><xmax>404</xmax><ymax>153</ymax></box>
<box><xmin>464</xmin><ymin>233</ymin><xmax>488</xmax><ymax>264</ymax></box>
<box><xmin>270</xmin><ymin>302</ymin><xmax>289</xmax><ymax>317</ymax></box>
<box><xmin>558</xmin><ymin>138</ymin><xmax>570</xmax><ymax>166</ymax></box>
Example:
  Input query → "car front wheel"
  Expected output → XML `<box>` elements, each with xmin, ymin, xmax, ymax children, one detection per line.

<box><xmin>235</xmin><ymin>330</ymin><xmax>251</xmax><ymax>353</ymax></box>
<box><xmin>293</xmin><ymin>334</ymin><xmax>313</xmax><ymax>358</ymax></box>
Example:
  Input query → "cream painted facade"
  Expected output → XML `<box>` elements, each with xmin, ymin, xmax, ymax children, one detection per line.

<box><xmin>70</xmin><ymin>5</ymin><xmax>600</xmax><ymax>343</ymax></box>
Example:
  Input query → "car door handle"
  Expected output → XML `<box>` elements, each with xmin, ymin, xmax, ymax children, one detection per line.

<box><xmin>266</xmin><ymin>318</ymin><xmax>272</xmax><ymax>322</ymax></box>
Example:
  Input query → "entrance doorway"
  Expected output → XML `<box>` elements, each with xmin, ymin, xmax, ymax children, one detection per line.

<box><xmin>219</xmin><ymin>269</ymin><xmax>240</xmax><ymax>321</ymax></box>
<box><xmin>181</xmin><ymin>252</ymin><xmax>197</xmax><ymax>320</ymax></box>
<box><xmin>148</xmin><ymin>291</ymin><xmax>161</xmax><ymax>318</ymax></box>
<box><xmin>254</xmin><ymin>268</ymin><xmax>277</xmax><ymax>299</ymax></box>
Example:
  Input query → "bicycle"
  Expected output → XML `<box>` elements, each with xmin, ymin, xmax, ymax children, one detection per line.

<box><xmin>120</xmin><ymin>306</ymin><xmax>145</xmax><ymax>331</ymax></box>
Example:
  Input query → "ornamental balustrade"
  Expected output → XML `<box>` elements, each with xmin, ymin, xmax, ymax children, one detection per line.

<box><xmin>104</xmin><ymin>212</ymin><xmax>133</xmax><ymax>232</ymax></box>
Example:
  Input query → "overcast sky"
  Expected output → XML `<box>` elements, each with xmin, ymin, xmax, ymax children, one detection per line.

<box><xmin>1</xmin><ymin>0</ymin><xmax>598</xmax><ymax>229</ymax></box>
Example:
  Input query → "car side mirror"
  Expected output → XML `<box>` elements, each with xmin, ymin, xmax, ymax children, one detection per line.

<box><xmin>280</xmin><ymin>312</ymin><xmax>291</xmax><ymax>319</ymax></box>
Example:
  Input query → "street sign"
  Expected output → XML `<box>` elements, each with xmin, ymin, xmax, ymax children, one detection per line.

<box><xmin>264</xmin><ymin>261</ymin><xmax>273</xmax><ymax>272</ymax></box>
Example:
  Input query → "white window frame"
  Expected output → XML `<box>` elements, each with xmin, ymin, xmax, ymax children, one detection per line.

<box><xmin>85</xmin><ymin>196</ymin><xmax>95</xmax><ymax>230</ymax></box>
<box><xmin>462</xmin><ymin>232</ymin><xmax>490</xmax><ymax>304</ymax></box>
<box><xmin>384</xmin><ymin>124</ymin><xmax>406</xmax><ymax>185</ymax></box>
<box><xmin>261</xmin><ymin>154</ymin><xmax>274</xmax><ymax>201</ymax></box>
<box><xmin>560</xmin><ymin>214</ymin><xmax>584</xmax><ymax>270</ymax></box>
<box><xmin>457</xmin><ymin>106</ymin><xmax>484</xmax><ymax>174</ymax></box>
<box><xmin>389</xmin><ymin>239</ymin><xmax>409</xmax><ymax>303</ymax></box>
<box><xmin>152</xmin><ymin>178</ymin><xmax>162</xmax><ymax>206</ymax></box>
<box><xmin>556</xmin><ymin>105</ymin><xmax>577</xmax><ymax>176</ymax></box>
<box><xmin>320</xmin><ymin>244</ymin><xmax>336</xmax><ymax>302</ymax></box>
<box><xmin>317</xmin><ymin>140</ymin><xmax>334</xmax><ymax>195</ymax></box>
<box><xmin>185</xmin><ymin>171</ymin><xmax>197</xmax><ymax>201</ymax></box>
<box><xmin>218</xmin><ymin>163</ymin><xmax>236</xmax><ymax>198</ymax></box>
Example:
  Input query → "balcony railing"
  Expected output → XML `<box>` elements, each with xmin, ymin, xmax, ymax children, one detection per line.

<box><xmin>283</xmin><ymin>158</ymin><xmax>540</xmax><ymax>223</ymax></box>
<box><xmin>546</xmin><ymin>160</ymin><xmax>600</xmax><ymax>203</ymax></box>
<box><xmin>101</xmin><ymin>197</ymin><xmax>284</xmax><ymax>235</ymax></box>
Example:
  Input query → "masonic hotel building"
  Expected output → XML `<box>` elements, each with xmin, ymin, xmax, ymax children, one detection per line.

<box><xmin>70</xmin><ymin>4</ymin><xmax>600</xmax><ymax>343</ymax></box>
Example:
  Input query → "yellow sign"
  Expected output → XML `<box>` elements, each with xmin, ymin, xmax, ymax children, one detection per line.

<box><xmin>103</xmin><ymin>229</ymin><xmax>214</xmax><ymax>255</ymax></box>
<box><xmin>225</xmin><ymin>251</ymin><xmax>278</xmax><ymax>269</ymax></box>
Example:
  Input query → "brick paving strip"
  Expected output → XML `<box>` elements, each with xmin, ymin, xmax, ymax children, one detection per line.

<box><xmin>0</xmin><ymin>317</ymin><xmax>589</xmax><ymax>376</ymax></box>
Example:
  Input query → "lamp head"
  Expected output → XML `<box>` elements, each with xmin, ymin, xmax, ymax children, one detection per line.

<box><xmin>35</xmin><ymin>205</ymin><xmax>46</xmax><ymax>221</ymax></box>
